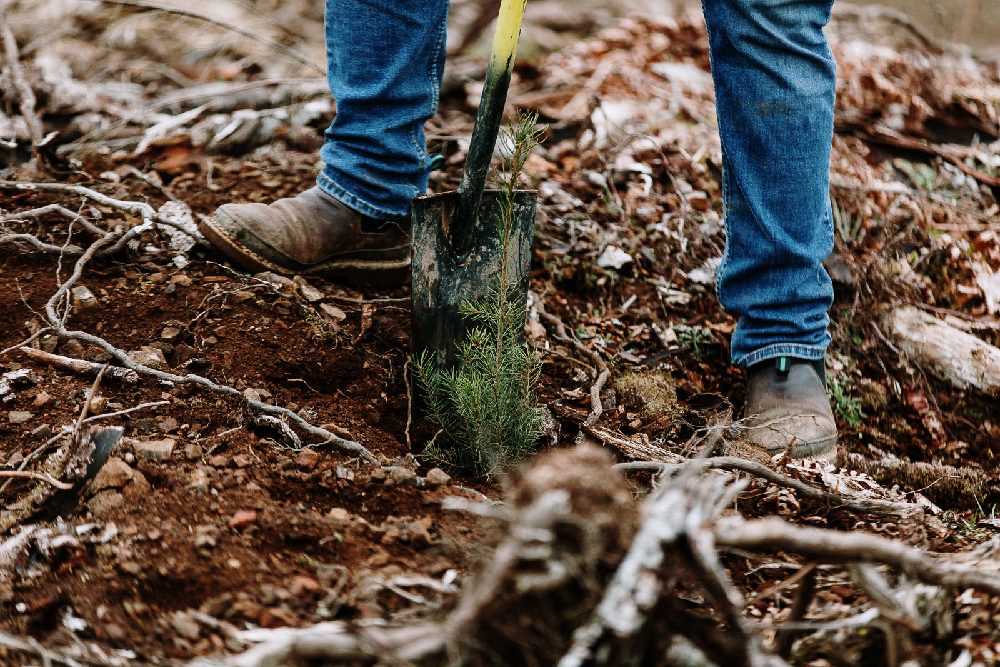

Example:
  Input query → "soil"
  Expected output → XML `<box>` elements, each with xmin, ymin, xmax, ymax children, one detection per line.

<box><xmin>1</xmin><ymin>5</ymin><xmax>1000</xmax><ymax>666</ymax></box>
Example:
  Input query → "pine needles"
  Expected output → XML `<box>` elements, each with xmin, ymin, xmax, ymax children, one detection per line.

<box><xmin>414</xmin><ymin>110</ymin><xmax>545</xmax><ymax>478</ymax></box>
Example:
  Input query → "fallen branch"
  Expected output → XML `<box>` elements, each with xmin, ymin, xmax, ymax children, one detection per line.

<box><xmin>0</xmin><ymin>14</ymin><xmax>45</xmax><ymax>161</ymax></box>
<box><xmin>19</xmin><ymin>348</ymin><xmax>139</xmax><ymax>384</ymax></box>
<box><xmin>615</xmin><ymin>457</ymin><xmax>921</xmax><ymax>516</ymax></box>
<box><xmin>0</xmin><ymin>471</ymin><xmax>73</xmax><ymax>490</ymax></box>
<box><xmin>715</xmin><ymin>516</ymin><xmax>1000</xmax><ymax>596</ymax></box>
<box><xmin>83</xmin><ymin>400</ymin><xmax>170</xmax><ymax>424</ymax></box>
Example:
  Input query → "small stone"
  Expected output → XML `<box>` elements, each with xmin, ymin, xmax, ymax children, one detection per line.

<box><xmin>134</xmin><ymin>438</ymin><xmax>176</xmax><ymax>461</ymax></box>
<box><xmin>149</xmin><ymin>272</ymin><xmax>169</xmax><ymax>284</ymax></box>
<box><xmin>243</xmin><ymin>388</ymin><xmax>262</xmax><ymax>402</ymax></box>
<box><xmin>28</xmin><ymin>424</ymin><xmax>52</xmax><ymax>441</ymax></box>
<box><xmin>103</xmin><ymin>623</ymin><xmax>126</xmax><ymax>642</ymax></box>
<box><xmin>187</xmin><ymin>468</ymin><xmax>210</xmax><ymax>493</ymax></box>
<box><xmin>92</xmin><ymin>458</ymin><xmax>134</xmax><ymax>491</ymax></box>
<box><xmin>171</xmin><ymin>611</ymin><xmax>201</xmax><ymax>640</ymax></box>
<box><xmin>123</xmin><ymin>452</ymin><xmax>135</xmax><ymax>465</ymax></box>
<box><xmin>327</xmin><ymin>508</ymin><xmax>351</xmax><ymax>524</ymax></box>
<box><xmin>233</xmin><ymin>454</ymin><xmax>251</xmax><ymax>468</ymax></box>
<box><xmin>688</xmin><ymin>191</ymin><xmax>709</xmax><ymax>212</ymax></box>
<box><xmin>193</xmin><ymin>524</ymin><xmax>219</xmax><ymax>549</ymax></box>
<box><xmin>184</xmin><ymin>443</ymin><xmax>203</xmax><ymax>460</ymax></box>
<box><xmin>161</xmin><ymin>326</ymin><xmax>183</xmax><ymax>343</ymax></box>
<box><xmin>88</xmin><ymin>393</ymin><xmax>107</xmax><ymax>415</ymax></box>
<box><xmin>407</xmin><ymin>519</ymin><xmax>432</xmax><ymax>548</ymax></box>
<box><xmin>319</xmin><ymin>422</ymin><xmax>354</xmax><ymax>440</ymax></box>
<box><xmin>368</xmin><ymin>467</ymin><xmax>387</xmax><ymax>484</ymax></box>
<box><xmin>297</xmin><ymin>282</ymin><xmax>325</xmax><ymax>303</ymax></box>
<box><xmin>389</xmin><ymin>467</ymin><xmax>418</xmax><ymax>487</ymax></box>
<box><xmin>253</xmin><ymin>271</ymin><xmax>296</xmax><ymax>294</ymax></box>
<box><xmin>425</xmin><ymin>468</ymin><xmax>451</xmax><ymax>487</ymax></box>
<box><xmin>319</xmin><ymin>303</ymin><xmax>347</xmax><ymax>322</ymax></box>
<box><xmin>128</xmin><ymin>346</ymin><xmax>168</xmax><ymax>371</ymax></box>
<box><xmin>228</xmin><ymin>510</ymin><xmax>258</xmax><ymax>529</ymax></box>
<box><xmin>380</xmin><ymin>523</ymin><xmax>402</xmax><ymax>545</ymax></box>
<box><xmin>202</xmin><ymin>335</ymin><xmax>218</xmax><ymax>348</ymax></box>
<box><xmin>61</xmin><ymin>338</ymin><xmax>85</xmax><ymax>358</ymax></box>
<box><xmin>7</xmin><ymin>411</ymin><xmax>31</xmax><ymax>424</ymax></box>
<box><xmin>288</xmin><ymin>576</ymin><xmax>320</xmax><ymax>598</ymax></box>
<box><xmin>335</xmin><ymin>465</ymin><xmax>354</xmax><ymax>481</ymax></box>
<box><xmin>119</xmin><ymin>561</ymin><xmax>142</xmax><ymax>575</ymax></box>
<box><xmin>169</xmin><ymin>274</ymin><xmax>192</xmax><ymax>287</ymax></box>
<box><xmin>88</xmin><ymin>490</ymin><xmax>124</xmax><ymax>517</ymax></box>
<box><xmin>71</xmin><ymin>285</ymin><xmax>100</xmax><ymax>312</ymax></box>
<box><xmin>259</xmin><ymin>607</ymin><xmax>297</xmax><ymax>629</ymax></box>
<box><xmin>208</xmin><ymin>455</ymin><xmax>229</xmax><ymax>468</ymax></box>
<box><xmin>212</xmin><ymin>325</ymin><xmax>229</xmax><ymax>339</ymax></box>
<box><xmin>7</xmin><ymin>452</ymin><xmax>24</xmax><ymax>467</ymax></box>
<box><xmin>157</xmin><ymin>417</ymin><xmax>179</xmax><ymax>434</ymax></box>
<box><xmin>295</xmin><ymin>448</ymin><xmax>320</xmax><ymax>470</ymax></box>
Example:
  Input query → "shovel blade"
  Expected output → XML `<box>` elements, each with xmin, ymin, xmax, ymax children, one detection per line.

<box><xmin>411</xmin><ymin>188</ymin><xmax>537</xmax><ymax>371</ymax></box>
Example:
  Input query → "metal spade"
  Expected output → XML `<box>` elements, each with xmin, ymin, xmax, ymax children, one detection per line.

<box><xmin>411</xmin><ymin>0</ymin><xmax>537</xmax><ymax>371</ymax></box>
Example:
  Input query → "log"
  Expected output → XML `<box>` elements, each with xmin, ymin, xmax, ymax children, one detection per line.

<box><xmin>882</xmin><ymin>304</ymin><xmax>1000</xmax><ymax>396</ymax></box>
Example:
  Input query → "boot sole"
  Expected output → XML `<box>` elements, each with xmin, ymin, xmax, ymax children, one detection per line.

<box><xmin>199</xmin><ymin>214</ymin><xmax>411</xmax><ymax>288</ymax></box>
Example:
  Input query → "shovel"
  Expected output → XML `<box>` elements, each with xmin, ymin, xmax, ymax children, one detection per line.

<box><xmin>411</xmin><ymin>0</ymin><xmax>536</xmax><ymax>371</ymax></box>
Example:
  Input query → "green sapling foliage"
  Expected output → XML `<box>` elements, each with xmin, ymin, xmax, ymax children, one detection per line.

<box><xmin>414</xmin><ymin>110</ymin><xmax>545</xmax><ymax>478</ymax></box>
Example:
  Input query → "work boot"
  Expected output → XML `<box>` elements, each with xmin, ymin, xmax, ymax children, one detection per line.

<box><xmin>199</xmin><ymin>187</ymin><xmax>410</xmax><ymax>287</ymax></box>
<box><xmin>742</xmin><ymin>356</ymin><xmax>838</xmax><ymax>461</ymax></box>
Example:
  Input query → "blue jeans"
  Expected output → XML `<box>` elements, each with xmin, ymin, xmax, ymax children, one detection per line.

<box><xmin>318</xmin><ymin>0</ymin><xmax>835</xmax><ymax>366</ymax></box>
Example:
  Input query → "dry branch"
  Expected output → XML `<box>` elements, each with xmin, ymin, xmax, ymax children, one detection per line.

<box><xmin>19</xmin><ymin>348</ymin><xmax>139</xmax><ymax>384</ymax></box>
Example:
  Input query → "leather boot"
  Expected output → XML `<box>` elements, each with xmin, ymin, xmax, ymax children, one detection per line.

<box><xmin>742</xmin><ymin>356</ymin><xmax>838</xmax><ymax>461</ymax></box>
<box><xmin>199</xmin><ymin>187</ymin><xmax>410</xmax><ymax>287</ymax></box>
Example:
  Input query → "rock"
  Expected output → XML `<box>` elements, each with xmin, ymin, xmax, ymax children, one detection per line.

<box><xmin>407</xmin><ymin>519</ymin><xmax>432</xmax><ymax>548</ymax></box>
<box><xmin>161</xmin><ymin>326</ymin><xmax>183</xmax><ymax>343</ymax></box>
<box><xmin>92</xmin><ymin>458</ymin><xmax>135</xmax><ymax>491</ymax></box>
<box><xmin>169</xmin><ymin>274</ymin><xmax>192</xmax><ymax>287</ymax></box>
<box><xmin>233</xmin><ymin>454</ymin><xmax>251</xmax><ymax>468</ymax></box>
<box><xmin>380</xmin><ymin>523</ymin><xmax>402</xmax><ymax>545</ymax></box>
<box><xmin>243</xmin><ymin>388</ymin><xmax>262</xmax><ymax>402</ymax></box>
<box><xmin>88</xmin><ymin>490</ymin><xmax>124</xmax><ymax>517</ymax></box>
<box><xmin>134</xmin><ymin>438</ymin><xmax>176</xmax><ymax>461</ymax></box>
<box><xmin>28</xmin><ymin>424</ymin><xmax>52</xmax><ymax>441</ymax></box>
<box><xmin>389</xmin><ymin>467</ymin><xmax>418</xmax><ymax>487</ymax></box>
<box><xmin>7</xmin><ymin>411</ymin><xmax>31</xmax><ymax>424</ymax></box>
<box><xmin>425</xmin><ymin>468</ymin><xmax>451</xmax><ymax>487</ymax></box>
<box><xmin>319</xmin><ymin>303</ymin><xmax>347</xmax><ymax>322</ymax></box>
<box><xmin>208</xmin><ymin>455</ymin><xmax>229</xmax><ymax>468</ymax></box>
<box><xmin>186</xmin><ymin>468</ymin><xmax>210</xmax><ymax>494</ymax></box>
<box><xmin>171</xmin><ymin>611</ymin><xmax>201</xmax><ymax>640</ymax></box>
<box><xmin>40</xmin><ymin>335</ymin><xmax>58</xmax><ymax>353</ymax></box>
<box><xmin>319</xmin><ymin>422</ymin><xmax>354</xmax><ymax>440</ymax></box>
<box><xmin>71</xmin><ymin>285</ymin><xmax>100</xmax><ymax>312</ymax></box>
<box><xmin>327</xmin><ymin>508</ymin><xmax>351</xmax><ymax>524</ymax></box>
<box><xmin>368</xmin><ymin>467</ymin><xmax>387</xmax><ymax>485</ymax></box>
<box><xmin>128</xmin><ymin>346</ymin><xmax>168</xmax><ymax>371</ymax></box>
<box><xmin>184</xmin><ymin>443</ymin><xmax>203</xmax><ymax>460</ymax></box>
<box><xmin>7</xmin><ymin>452</ymin><xmax>24</xmax><ymax>467</ymax></box>
<box><xmin>61</xmin><ymin>338</ymin><xmax>85</xmax><ymax>358</ymax></box>
<box><xmin>258</xmin><ymin>607</ymin><xmax>297</xmax><ymax>629</ymax></box>
<box><xmin>88</xmin><ymin>393</ymin><xmax>107</xmax><ymax>415</ymax></box>
<box><xmin>253</xmin><ymin>271</ymin><xmax>297</xmax><ymax>295</ymax></box>
<box><xmin>288</xmin><ymin>576</ymin><xmax>320</xmax><ymax>598</ymax></box>
<box><xmin>296</xmin><ymin>282</ymin><xmax>325</xmax><ymax>303</ymax></box>
<box><xmin>103</xmin><ymin>622</ymin><xmax>126</xmax><ymax>643</ymax></box>
<box><xmin>228</xmin><ymin>510</ymin><xmax>258</xmax><ymax>529</ymax></box>
<box><xmin>193</xmin><ymin>524</ymin><xmax>219</xmax><ymax>549</ymax></box>
<box><xmin>295</xmin><ymin>448</ymin><xmax>319</xmax><ymax>470</ymax></box>
<box><xmin>157</xmin><ymin>417</ymin><xmax>178</xmax><ymax>434</ymax></box>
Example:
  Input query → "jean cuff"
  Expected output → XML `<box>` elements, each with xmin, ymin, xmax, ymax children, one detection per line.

<box><xmin>737</xmin><ymin>344</ymin><xmax>826</xmax><ymax>369</ymax></box>
<box><xmin>316</xmin><ymin>169</ymin><xmax>409</xmax><ymax>221</ymax></box>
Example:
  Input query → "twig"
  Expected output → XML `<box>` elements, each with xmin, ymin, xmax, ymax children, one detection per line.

<box><xmin>0</xmin><ymin>629</ymin><xmax>83</xmax><ymax>667</ymax></box>
<box><xmin>0</xmin><ymin>327</ymin><xmax>52</xmax><ymax>358</ymax></box>
<box><xmin>1</xmin><ymin>205</ymin><xmax>108</xmax><ymax>238</ymax></box>
<box><xmin>0</xmin><ymin>432</ymin><xmax>68</xmax><ymax>495</ymax></box>
<box><xmin>83</xmin><ymin>400</ymin><xmax>170</xmax><ymax>423</ymax></box>
<box><xmin>72</xmin><ymin>364</ymin><xmax>108</xmax><ymax>443</ymax></box>
<box><xmin>97</xmin><ymin>0</ymin><xmax>324</xmax><ymax>74</ymax></box>
<box><xmin>775</xmin><ymin>563</ymin><xmax>817</xmax><ymax>658</ymax></box>
<box><xmin>0</xmin><ymin>14</ymin><xmax>45</xmax><ymax>163</ymax></box>
<box><xmin>0</xmin><ymin>471</ymin><xmax>73</xmax><ymax>490</ymax></box>
<box><xmin>536</xmin><ymin>299</ymin><xmax>610</xmax><ymax>427</ymax></box>
<box><xmin>404</xmin><ymin>356</ymin><xmax>413</xmax><ymax>451</ymax></box>
<box><xmin>715</xmin><ymin>516</ymin><xmax>1000</xmax><ymax>596</ymax></box>
<box><xmin>20</xmin><ymin>348</ymin><xmax>139</xmax><ymax>384</ymax></box>
<box><xmin>614</xmin><ymin>457</ymin><xmax>919</xmax><ymax>516</ymax></box>
<box><xmin>329</xmin><ymin>294</ymin><xmax>411</xmax><ymax>305</ymax></box>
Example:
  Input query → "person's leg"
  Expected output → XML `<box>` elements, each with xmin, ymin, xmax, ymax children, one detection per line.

<box><xmin>199</xmin><ymin>0</ymin><xmax>449</xmax><ymax>285</ymax></box>
<box><xmin>702</xmin><ymin>0</ymin><xmax>838</xmax><ymax>459</ymax></box>
<box><xmin>319</xmin><ymin>0</ymin><xmax>450</xmax><ymax>219</ymax></box>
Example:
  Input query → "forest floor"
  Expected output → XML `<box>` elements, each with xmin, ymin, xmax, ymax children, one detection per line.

<box><xmin>2</xmin><ymin>1</ymin><xmax>1000</xmax><ymax>665</ymax></box>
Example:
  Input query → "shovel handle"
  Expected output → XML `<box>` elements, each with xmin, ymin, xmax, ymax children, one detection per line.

<box><xmin>451</xmin><ymin>0</ymin><xmax>527</xmax><ymax>257</ymax></box>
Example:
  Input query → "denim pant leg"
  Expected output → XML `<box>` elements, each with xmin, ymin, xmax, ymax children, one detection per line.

<box><xmin>318</xmin><ymin>0</ymin><xmax>450</xmax><ymax>220</ymax></box>
<box><xmin>702</xmin><ymin>0</ymin><xmax>836</xmax><ymax>367</ymax></box>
